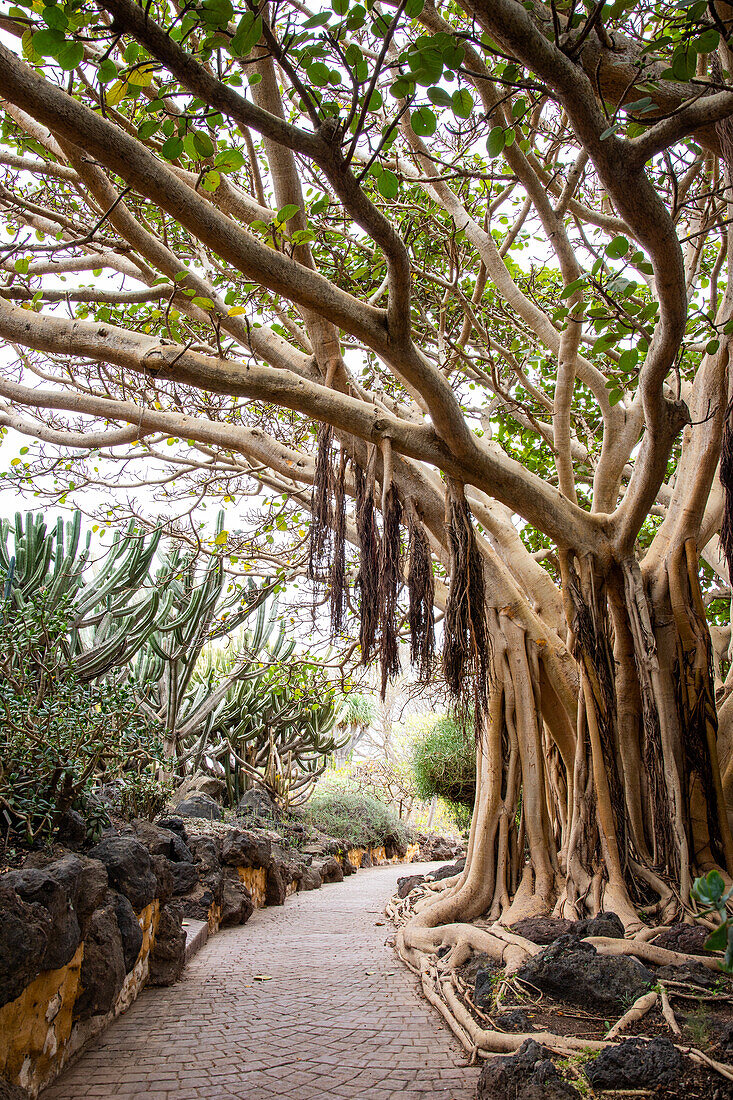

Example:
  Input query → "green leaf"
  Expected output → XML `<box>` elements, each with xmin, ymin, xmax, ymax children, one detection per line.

<box><xmin>42</xmin><ymin>5</ymin><xmax>67</xmax><ymax>30</ymax></box>
<box><xmin>346</xmin><ymin>4</ymin><xmax>366</xmax><ymax>29</ymax></box>
<box><xmin>277</xmin><ymin>204</ymin><xmax>300</xmax><ymax>223</ymax></box>
<box><xmin>693</xmin><ymin>28</ymin><xmax>719</xmax><ymax>54</ymax></box>
<box><xmin>486</xmin><ymin>126</ymin><xmax>505</xmax><ymax>158</ymax></box>
<box><xmin>303</xmin><ymin>11</ymin><xmax>331</xmax><ymax>27</ymax></box>
<box><xmin>704</xmin><ymin>923</ymin><xmax>729</xmax><ymax>952</ymax></box>
<box><xmin>193</xmin><ymin>130</ymin><xmax>215</xmax><ymax>159</ymax></box>
<box><xmin>97</xmin><ymin>59</ymin><xmax>117</xmax><ymax>84</ymax></box>
<box><xmin>57</xmin><ymin>40</ymin><xmax>83</xmax><ymax>70</ymax></box>
<box><xmin>405</xmin><ymin>0</ymin><xmax>424</xmax><ymax>15</ymax></box>
<box><xmin>411</xmin><ymin>106</ymin><xmax>436</xmax><ymax>137</ymax></box>
<box><xmin>14</xmin><ymin>257</ymin><xmax>29</xmax><ymax>274</ymax></box>
<box><xmin>192</xmin><ymin>296</ymin><xmax>215</xmax><ymax>309</ymax></box>
<box><xmin>138</xmin><ymin>119</ymin><xmax>160</xmax><ymax>140</ymax></box>
<box><xmin>377</xmin><ymin>170</ymin><xmax>399</xmax><ymax>199</ymax></box>
<box><xmin>231</xmin><ymin>12</ymin><xmax>261</xmax><ymax>56</ymax></box>
<box><xmin>215</xmin><ymin>148</ymin><xmax>245</xmax><ymax>172</ymax></box>
<box><xmin>693</xmin><ymin>869</ymin><xmax>726</xmax><ymax>906</ymax></box>
<box><xmin>160</xmin><ymin>135</ymin><xmax>184</xmax><ymax>161</ymax></box>
<box><xmin>600</xmin><ymin>120</ymin><xmax>622</xmax><ymax>140</ymax></box>
<box><xmin>622</xmin><ymin>96</ymin><xmax>655</xmax><ymax>114</ymax></box>
<box><xmin>606</xmin><ymin>235</ymin><xmax>630</xmax><ymax>259</ymax></box>
<box><xmin>32</xmin><ymin>27</ymin><xmax>65</xmax><ymax>56</ymax></box>
<box><xmin>451</xmin><ymin>88</ymin><xmax>473</xmax><ymax>119</ymax></box>
<box><xmin>427</xmin><ymin>86</ymin><xmax>453</xmax><ymax>107</ymax></box>
<box><xmin>671</xmin><ymin>48</ymin><xmax>695</xmax><ymax>82</ymax></box>
<box><xmin>200</xmin><ymin>0</ymin><xmax>233</xmax><ymax>26</ymax></box>
<box><xmin>618</xmin><ymin>348</ymin><xmax>639</xmax><ymax>372</ymax></box>
<box><xmin>307</xmin><ymin>61</ymin><xmax>331</xmax><ymax>87</ymax></box>
<box><xmin>560</xmin><ymin>276</ymin><xmax>587</xmax><ymax>299</ymax></box>
<box><xmin>390</xmin><ymin>76</ymin><xmax>414</xmax><ymax>99</ymax></box>
<box><xmin>332</xmin><ymin>0</ymin><xmax>349</xmax><ymax>14</ymax></box>
<box><xmin>707</xmin><ymin>338</ymin><xmax>720</xmax><ymax>355</ymax></box>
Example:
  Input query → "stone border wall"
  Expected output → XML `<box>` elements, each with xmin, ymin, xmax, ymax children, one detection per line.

<box><xmin>0</xmin><ymin>828</ymin><xmax>420</xmax><ymax>1098</ymax></box>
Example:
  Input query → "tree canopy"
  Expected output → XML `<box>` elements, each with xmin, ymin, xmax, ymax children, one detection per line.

<box><xmin>2</xmin><ymin>0</ymin><xmax>733</xmax><ymax>984</ymax></box>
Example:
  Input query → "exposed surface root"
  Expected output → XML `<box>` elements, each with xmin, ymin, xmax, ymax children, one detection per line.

<box><xmin>604</xmin><ymin>990</ymin><xmax>658</xmax><ymax>1039</ymax></box>
<box><xmin>390</xmin><ymin>885</ymin><xmax>733</xmax><ymax>1083</ymax></box>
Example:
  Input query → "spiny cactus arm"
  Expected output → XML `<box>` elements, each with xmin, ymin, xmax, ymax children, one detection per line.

<box><xmin>72</xmin><ymin>588</ymin><xmax>163</xmax><ymax>680</ymax></box>
<box><xmin>47</xmin><ymin>517</ymin><xmax>90</xmax><ymax>606</ymax></box>
<box><xmin>206</xmin><ymin>577</ymin><xmax>278</xmax><ymax>642</ymax></box>
<box><xmin>7</xmin><ymin>513</ymin><xmax>53</xmax><ymax>599</ymax></box>
<box><xmin>74</xmin><ymin>522</ymin><xmax>154</xmax><ymax>616</ymax></box>
<box><xmin>23</xmin><ymin>513</ymin><xmax>56</xmax><ymax>595</ymax></box>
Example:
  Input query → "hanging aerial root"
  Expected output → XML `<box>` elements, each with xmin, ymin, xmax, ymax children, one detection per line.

<box><xmin>354</xmin><ymin>456</ymin><xmax>380</xmax><ymax>661</ymax></box>
<box><xmin>308</xmin><ymin>421</ymin><xmax>335</xmax><ymax>583</ymax></box>
<box><xmin>443</xmin><ymin>481</ymin><xmax>492</xmax><ymax>719</ymax></box>
<box><xmin>330</xmin><ymin>448</ymin><xmax>347</xmax><ymax>636</ymax></box>
<box><xmin>378</xmin><ymin>479</ymin><xmax>402</xmax><ymax>698</ymax></box>
<box><xmin>407</xmin><ymin>506</ymin><xmax>435</xmax><ymax>679</ymax></box>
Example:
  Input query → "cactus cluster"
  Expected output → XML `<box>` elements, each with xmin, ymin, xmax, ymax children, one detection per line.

<box><xmin>0</xmin><ymin>511</ymin><xmax>168</xmax><ymax>680</ymax></box>
<box><xmin>0</xmin><ymin>510</ymin><xmax>345</xmax><ymax>808</ymax></box>
<box><xmin>134</xmin><ymin>593</ymin><xmax>346</xmax><ymax>808</ymax></box>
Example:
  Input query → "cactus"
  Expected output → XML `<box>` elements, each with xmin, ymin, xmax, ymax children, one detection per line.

<box><xmin>134</xmin><ymin>591</ymin><xmax>347</xmax><ymax>806</ymax></box>
<box><xmin>0</xmin><ymin>511</ymin><xmax>168</xmax><ymax>680</ymax></box>
<box><xmin>0</xmin><ymin>510</ymin><xmax>347</xmax><ymax>803</ymax></box>
<box><xmin>131</xmin><ymin>512</ymin><xmax>275</xmax><ymax>762</ymax></box>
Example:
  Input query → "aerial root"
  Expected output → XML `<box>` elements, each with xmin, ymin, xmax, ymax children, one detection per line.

<box><xmin>389</xmin><ymin>891</ymin><xmax>733</xmax><ymax>1082</ymax></box>
<box><xmin>604</xmin><ymin>990</ymin><xmax>658</xmax><ymax>1039</ymax></box>
<box><xmin>659</xmin><ymin>984</ymin><xmax>681</xmax><ymax>1035</ymax></box>
<box><xmin>411</xmin><ymin>956</ymin><xmax>733</xmax><ymax>1081</ymax></box>
<box><xmin>585</xmin><ymin>935</ymin><xmax>724</xmax><ymax>972</ymax></box>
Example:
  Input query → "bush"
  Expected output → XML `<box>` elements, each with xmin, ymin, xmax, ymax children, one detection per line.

<box><xmin>302</xmin><ymin>784</ymin><xmax>412</xmax><ymax>849</ymax></box>
<box><xmin>411</xmin><ymin>713</ymin><xmax>476</xmax><ymax>815</ymax></box>
<box><xmin>0</xmin><ymin>591</ymin><xmax>167</xmax><ymax>849</ymax></box>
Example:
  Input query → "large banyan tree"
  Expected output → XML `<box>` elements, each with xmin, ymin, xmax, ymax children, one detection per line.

<box><xmin>2</xmin><ymin>0</ymin><xmax>733</xmax><ymax>1053</ymax></box>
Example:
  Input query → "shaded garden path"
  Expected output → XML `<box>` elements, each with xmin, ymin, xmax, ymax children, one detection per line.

<box><xmin>44</xmin><ymin>862</ymin><xmax>480</xmax><ymax>1099</ymax></box>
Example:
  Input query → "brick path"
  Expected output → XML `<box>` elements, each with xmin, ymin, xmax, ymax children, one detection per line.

<box><xmin>44</xmin><ymin>862</ymin><xmax>481</xmax><ymax>1099</ymax></box>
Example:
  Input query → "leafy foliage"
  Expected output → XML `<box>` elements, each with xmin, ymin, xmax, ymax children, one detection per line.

<box><xmin>691</xmin><ymin>870</ymin><xmax>733</xmax><ymax>972</ymax></box>
<box><xmin>0</xmin><ymin>591</ymin><xmax>165</xmax><ymax>849</ymax></box>
<box><xmin>411</xmin><ymin>714</ymin><xmax>476</xmax><ymax>814</ymax></box>
<box><xmin>303</xmin><ymin>783</ymin><xmax>411</xmax><ymax>849</ymax></box>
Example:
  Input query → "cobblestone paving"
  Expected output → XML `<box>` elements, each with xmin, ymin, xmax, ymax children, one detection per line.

<box><xmin>44</xmin><ymin>862</ymin><xmax>481</xmax><ymax>1099</ymax></box>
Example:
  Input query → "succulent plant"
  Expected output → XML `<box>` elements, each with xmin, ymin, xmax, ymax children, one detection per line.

<box><xmin>0</xmin><ymin>511</ymin><xmax>169</xmax><ymax>680</ymax></box>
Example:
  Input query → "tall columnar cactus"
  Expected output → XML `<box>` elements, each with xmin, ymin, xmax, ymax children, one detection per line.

<box><xmin>133</xmin><ymin>590</ymin><xmax>346</xmax><ymax>806</ymax></box>
<box><xmin>0</xmin><ymin>511</ymin><xmax>170</xmax><ymax>680</ymax></box>
<box><xmin>131</xmin><ymin>513</ymin><xmax>274</xmax><ymax>762</ymax></box>
<box><xmin>175</xmin><ymin>606</ymin><xmax>347</xmax><ymax>807</ymax></box>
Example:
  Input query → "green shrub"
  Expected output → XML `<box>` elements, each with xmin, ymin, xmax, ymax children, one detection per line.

<box><xmin>411</xmin><ymin>713</ymin><xmax>476</xmax><ymax>814</ymax></box>
<box><xmin>302</xmin><ymin>784</ymin><xmax>411</xmax><ymax>848</ymax></box>
<box><xmin>0</xmin><ymin>591</ymin><xmax>167</xmax><ymax>849</ymax></box>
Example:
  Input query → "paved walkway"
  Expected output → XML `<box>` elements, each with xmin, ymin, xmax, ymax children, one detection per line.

<box><xmin>44</xmin><ymin>862</ymin><xmax>481</xmax><ymax>1099</ymax></box>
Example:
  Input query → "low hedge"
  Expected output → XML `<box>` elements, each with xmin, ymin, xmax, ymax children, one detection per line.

<box><xmin>302</xmin><ymin>785</ymin><xmax>412</xmax><ymax>850</ymax></box>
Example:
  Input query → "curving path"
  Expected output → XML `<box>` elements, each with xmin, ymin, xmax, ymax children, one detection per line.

<box><xmin>43</xmin><ymin>862</ymin><xmax>481</xmax><ymax>1100</ymax></box>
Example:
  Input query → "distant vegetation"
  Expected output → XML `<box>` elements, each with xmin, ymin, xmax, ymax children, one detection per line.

<box><xmin>411</xmin><ymin>714</ymin><xmax>476</xmax><ymax>824</ymax></box>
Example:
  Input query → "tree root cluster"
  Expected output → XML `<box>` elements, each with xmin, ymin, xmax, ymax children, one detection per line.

<box><xmin>387</xmin><ymin>885</ymin><xmax>733</xmax><ymax>1084</ymax></box>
